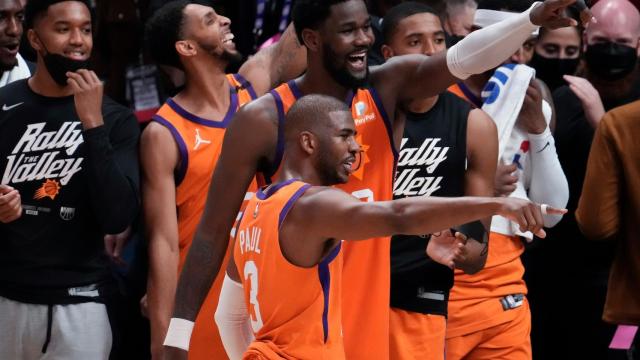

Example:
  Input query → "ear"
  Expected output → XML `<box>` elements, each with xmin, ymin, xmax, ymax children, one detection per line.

<box><xmin>175</xmin><ymin>40</ymin><xmax>197</xmax><ymax>58</ymax></box>
<box><xmin>301</xmin><ymin>29</ymin><xmax>320</xmax><ymax>52</ymax></box>
<box><xmin>381</xmin><ymin>44</ymin><xmax>394</xmax><ymax>61</ymax></box>
<box><xmin>27</xmin><ymin>29</ymin><xmax>43</xmax><ymax>52</ymax></box>
<box><xmin>299</xmin><ymin>131</ymin><xmax>317</xmax><ymax>155</ymax></box>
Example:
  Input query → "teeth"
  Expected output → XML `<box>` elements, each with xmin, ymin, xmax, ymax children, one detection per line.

<box><xmin>224</xmin><ymin>33</ymin><xmax>235</xmax><ymax>42</ymax></box>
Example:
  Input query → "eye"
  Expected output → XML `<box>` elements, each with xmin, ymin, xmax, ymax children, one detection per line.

<box><xmin>435</xmin><ymin>37</ymin><xmax>445</xmax><ymax>45</ymax></box>
<box><xmin>341</xmin><ymin>28</ymin><xmax>354</xmax><ymax>35</ymax></box>
<box><xmin>82</xmin><ymin>27</ymin><xmax>92</xmax><ymax>35</ymax></box>
<box><xmin>56</xmin><ymin>27</ymin><xmax>69</xmax><ymax>33</ymax></box>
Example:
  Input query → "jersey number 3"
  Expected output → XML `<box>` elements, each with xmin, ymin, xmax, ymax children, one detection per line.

<box><xmin>244</xmin><ymin>260</ymin><xmax>264</xmax><ymax>332</ymax></box>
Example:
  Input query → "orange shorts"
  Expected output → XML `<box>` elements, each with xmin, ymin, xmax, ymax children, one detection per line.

<box><xmin>389</xmin><ymin>308</ymin><xmax>446</xmax><ymax>360</ymax></box>
<box><xmin>445</xmin><ymin>299</ymin><xmax>531</xmax><ymax>360</ymax></box>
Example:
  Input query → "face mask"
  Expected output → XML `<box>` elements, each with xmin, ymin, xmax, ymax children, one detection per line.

<box><xmin>446</xmin><ymin>33</ymin><xmax>465</xmax><ymax>47</ymax></box>
<box><xmin>36</xmin><ymin>32</ymin><xmax>89</xmax><ymax>86</ymax></box>
<box><xmin>529</xmin><ymin>52</ymin><xmax>579</xmax><ymax>91</ymax></box>
<box><xmin>585</xmin><ymin>42</ymin><xmax>638</xmax><ymax>81</ymax></box>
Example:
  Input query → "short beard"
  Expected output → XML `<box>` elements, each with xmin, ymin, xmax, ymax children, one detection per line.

<box><xmin>322</xmin><ymin>43</ymin><xmax>369</xmax><ymax>90</ymax></box>
<box><xmin>0</xmin><ymin>57</ymin><xmax>17</xmax><ymax>73</ymax></box>
<box><xmin>199</xmin><ymin>41</ymin><xmax>243</xmax><ymax>64</ymax></box>
<box><xmin>315</xmin><ymin>146</ymin><xmax>345</xmax><ymax>186</ymax></box>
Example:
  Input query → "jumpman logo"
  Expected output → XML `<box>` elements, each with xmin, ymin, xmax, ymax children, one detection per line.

<box><xmin>194</xmin><ymin>129</ymin><xmax>211</xmax><ymax>150</ymax></box>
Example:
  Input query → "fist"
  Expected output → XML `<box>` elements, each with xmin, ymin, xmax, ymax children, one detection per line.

<box><xmin>67</xmin><ymin>69</ymin><xmax>104</xmax><ymax>129</ymax></box>
<box><xmin>530</xmin><ymin>0</ymin><xmax>593</xmax><ymax>29</ymax></box>
<box><xmin>518</xmin><ymin>81</ymin><xmax>546</xmax><ymax>134</ymax></box>
<box><xmin>0</xmin><ymin>184</ymin><xmax>22</xmax><ymax>223</ymax></box>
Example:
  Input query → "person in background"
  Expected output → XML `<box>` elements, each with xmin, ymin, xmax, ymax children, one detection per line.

<box><xmin>443</xmin><ymin>0</ymin><xmax>477</xmax><ymax>45</ymax></box>
<box><xmin>528</xmin><ymin>9</ymin><xmax>582</xmax><ymax>91</ymax></box>
<box><xmin>0</xmin><ymin>1</ymin><xmax>140</xmax><ymax>359</ymax></box>
<box><xmin>0</xmin><ymin>0</ymin><xmax>32</xmax><ymax>86</ymax></box>
<box><xmin>525</xmin><ymin>0</ymin><xmax>640</xmax><ymax>358</ymax></box>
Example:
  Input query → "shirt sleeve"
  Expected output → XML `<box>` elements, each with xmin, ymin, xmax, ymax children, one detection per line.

<box><xmin>576</xmin><ymin>116</ymin><xmax>621</xmax><ymax>240</ymax></box>
<box><xmin>525</xmin><ymin>127</ymin><xmax>569</xmax><ymax>227</ymax></box>
<box><xmin>82</xmin><ymin>106</ymin><xmax>140</xmax><ymax>234</ymax></box>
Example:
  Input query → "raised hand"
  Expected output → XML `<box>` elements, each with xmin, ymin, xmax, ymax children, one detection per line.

<box><xmin>426</xmin><ymin>230</ymin><xmax>468</xmax><ymax>269</ymax></box>
<box><xmin>67</xmin><ymin>69</ymin><xmax>104</xmax><ymax>129</ymax></box>
<box><xmin>564</xmin><ymin>75</ymin><xmax>605</xmax><ymax>129</ymax></box>
<box><xmin>497</xmin><ymin>198</ymin><xmax>567</xmax><ymax>237</ymax></box>
<box><xmin>530</xmin><ymin>0</ymin><xmax>594</xmax><ymax>29</ymax></box>
<box><xmin>519</xmin><ymin>81</ymin><xmax>546</xmax><ymax>135</ymax></box>
<box><xmin>0</xmin><ymin>184</ymin><xmax>22</xmax><ymax>223</ymax></box>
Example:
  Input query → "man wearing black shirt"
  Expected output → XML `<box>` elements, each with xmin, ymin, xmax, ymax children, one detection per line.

<box><xmin>0</xmin><ymin>1</ymin><xmax>140</xmax><ymax>359</ymax></box>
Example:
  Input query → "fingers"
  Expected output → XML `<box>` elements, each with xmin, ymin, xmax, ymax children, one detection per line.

<box><xmin>540</xmin><ymin>204</ymin><xmax>568</xmax><ymax>215</ymax></box>
<box><xmin>573</xmin><ymin>0</ymin><xmax>596</xmax><ymax>25</ymax></box>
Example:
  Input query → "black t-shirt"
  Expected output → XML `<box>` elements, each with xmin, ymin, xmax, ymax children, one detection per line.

<box><xmin>390</xmin><ymin>92</ymin><xmax>470</xmax><ymax>315</ymax></box>
<box><xmin>0</xmin><ymin>79</ymin><xmax>140</xmax><ymax>304</ymax></box>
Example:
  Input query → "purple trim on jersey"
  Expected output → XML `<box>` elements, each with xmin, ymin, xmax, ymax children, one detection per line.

<box><xmin>266</xmin><ymin>90</ymin><xmax>288</xmax><ymax>183</ymax></box>
<box><xmin>166</xmin><ymin>90</ymin><xmax>238</xmax><ymax>128</ymax></box>
<box><xmin>287</xmin><ymin>79</ymin><xmax>304</xmax><ymax>99</ymax></box>
<box><xmin>457</xmin><ymin>82</ymin><xmax>483</xmax><ymax>108</ymax></box>
<box><xmin>277</xmin><ymin>182</ymin><xmax>311</xmax><ymax>227</ymax></box>
<box><xmin>233</xmin><ymin>73</ymin><xmax>258</xmax><ymax>100</ymax></box>
<box><xmin>367</xmin><ymin>87</ymin><xmax>399</xmax><ymax>163</ymax></box>
<box><xmin>256</xmin><ymin>178</ymin><xmax>299</xmax><ymax>200</ymax></box>
<box><xmin>318</xmin><ymin>241</ymin><xmax>342</xmax><ymax>343</ymax></box>
<box><xmin>152</xmin><ymin>115</ymin><xmax>189</xmax><ymax>186</ymax></box>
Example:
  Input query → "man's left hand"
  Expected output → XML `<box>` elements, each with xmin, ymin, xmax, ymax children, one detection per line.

<box><xmin>530</xmin><ymin>0</ymin><xmax>593</xmax><ymax>29</ymax></box>
<box><xmin>67</xmin><ymin>69</ymin><xmax>104</xmax><ymax>129</ymax></box>
<box><xmin>519</xmin><ymin>80</ymin><xmax>547</xmax><ymax>134</ymax></box>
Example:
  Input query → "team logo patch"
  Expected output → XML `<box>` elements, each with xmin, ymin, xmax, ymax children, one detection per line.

<box><xmin>59</xmin><ymin>206</ymin><xmax>75</xmax><ymax>221</ymax></box>
<box><xmin>34</xmin><ymin>179</ymin><xmax>61</xmax><ymax>200</ymax></box>
<box><xmin>354</xmin><ymin>101</ymin><xmax>367</xmax><ymax>117</ymax></box>
<box><xmin>351</xmin><ymin>134</ymin><xmax>370</xmax><ymax>181</ymax></box>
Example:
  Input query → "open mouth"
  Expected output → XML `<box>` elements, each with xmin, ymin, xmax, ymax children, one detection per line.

<box><xmin>347</xmin><ymin>50</ymin><xmax>367</xmax><ymax>72</ymax></box>
<box><xmin>0</xmin><ymin>43</ymin><xmax>19</xmax><ymax>55</ymax></box>
<box><xmin>343</xmin><ymin>156</ymin><xmax>356</xmax><ymax>173</ymax></box>
<box><xmin>223</xmin><ymin>32</ymin><xmax>235</xmax><ymax>45</ymax></box>
<box><xmin>64</xmin><ymin>50</ymin><xmax>87</xmax><ymax>61</ymax></box>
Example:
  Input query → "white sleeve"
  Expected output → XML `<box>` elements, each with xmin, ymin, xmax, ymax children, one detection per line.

<box><xmin>525</xmin><ymin>127</ymin><xmax>569</xmax><ymax>227</ymax></box>
<box><xmin>215</xmin><ymin>274</ymin><xmax>254</xmax><ymax>360</ymax></box>
<box><xmin>446</xmin><ymin>2</ymin><xmax>540</xmax><ymax>79</ymax></box>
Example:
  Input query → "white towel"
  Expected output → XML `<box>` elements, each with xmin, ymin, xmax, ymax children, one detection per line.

<box><xmin>0</xmin><ymin>54</ymin><xmax>31</xmax><ymax>88</ymax></box>
<box><xmin>481</xmin><ymin>63</ymin><xmax>552</xmax><ymax>239</ymax></box>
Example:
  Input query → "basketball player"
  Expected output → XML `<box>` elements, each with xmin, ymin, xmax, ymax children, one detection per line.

<box><xmin>164</xmin><ymin>1</ymin><xmax>590</xmax><ymax>359</ymax></box>
<box><xmin>142</xmin><ymin>2</ymin><xmax>305</xmax><ymax>359</ymax></box>
<box><xmin>218</xmin><ymin>94</ymin><xmax>564</xmax><ymax>360</ymax></box>
<box><xmin>380</xmin><ymin>3</ymin><xmax>497</xmax><ymax>359</ymax></box>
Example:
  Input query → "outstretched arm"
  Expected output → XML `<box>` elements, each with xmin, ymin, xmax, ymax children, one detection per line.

<box><xmin>282</xmin><ymin>186</ymin><xmax>565</xmax><ymax>266</ymax></box>
<box><xmin>238</xmin><ymin>24</ymin><xmax>306</xmax><ymax>96</ymax></box>
<box><xmin>374</xmin><ymin>0</ymin><xmax>584</xmax><ymax>109</ymax></box>
<box><xmin>164</xmin><ymin>100</ymin><xmax>278</xmax><ymax>358</ymax></box>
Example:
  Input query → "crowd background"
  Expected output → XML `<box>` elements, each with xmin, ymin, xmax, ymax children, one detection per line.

<box><xmin>2</xmin><ymin>0</ymin><xmax>639</xmax><ymax>359</ymax></box>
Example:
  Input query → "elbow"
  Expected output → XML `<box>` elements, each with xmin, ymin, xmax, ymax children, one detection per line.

<box><xmin>576</xmin><ymin>212</ymin><xmax>617</xmax><ymax>241</ymax></box>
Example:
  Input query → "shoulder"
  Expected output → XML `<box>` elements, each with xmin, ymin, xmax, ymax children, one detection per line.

<box><xmin>602</xmin><ymin>101</ymin><xmax>640</xmax><ymax>133</ymax></box>
<box><xmin>234</xmin><ymin>92</ymin><xmax>280</xmax><ymax>127</ymax></box>
<box><xmin>0</xmin><ymin>79</ymin><xmax>30</xmax><ymax>103</ymax></box>
<box><xmin>101</xmin><ymin>96</ymin><xmax>137</xmax><ymax>124</ymax></box>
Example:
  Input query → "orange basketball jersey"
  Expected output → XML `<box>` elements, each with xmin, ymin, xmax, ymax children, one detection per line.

<box><xmin>265</xmin><ymin>80</ymin><xmax>397</xmax><ymax>359</ymax></box>
<box><xmin>234</xmin><ymin>179</ymin><xmax>344</xmax><ymax>360</ymax></box>
<box><xmin>152</xmin><ymin>73</ymin><xmax>257</xmax><ymax>360</ymax></box>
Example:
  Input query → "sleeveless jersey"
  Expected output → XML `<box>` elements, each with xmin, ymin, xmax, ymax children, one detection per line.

<box><xmin>152</xmin><ymin>73</ymin><xmax>257</xmax><ymax>360</ymax></box>
<box><xmin>390</xmin><ymin>92</ymin><xmax>470</xmax><ymax>316</ymax></box>
<box><xmin>234</xmin><ymin>179</ymin><xmax>344</xmax><ymax>360</ymax></box>
<box><xmin>446</xmin><ymin>85</ymin><xmax>527</xmax><ymax>338</ymax></box>
<box><xmin>266</xmin><ymin>80</ymin><xmax>397</xmax><ymax>359</ymax></box>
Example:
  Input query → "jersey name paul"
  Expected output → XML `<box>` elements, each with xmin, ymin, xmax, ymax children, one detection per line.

<box><xmin>2</xmin><ymin>121</ymin><xmax>84</xmax><ymax>186</ymax></box>
<box><xmin>394</xmin><ymin>137</ymin><xmax>449</xmax><ymax>197</ymax></box>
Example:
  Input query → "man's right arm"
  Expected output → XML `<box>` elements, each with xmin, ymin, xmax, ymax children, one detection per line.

<box><xmin>165</xmin><ymin>98</ymin><xmax>279</xmax><ymax>357</ymax></box>
<box><xmin>140</xmin><ymin>122</ymin><xmax>180</xmax><ymax>359</ymax></box>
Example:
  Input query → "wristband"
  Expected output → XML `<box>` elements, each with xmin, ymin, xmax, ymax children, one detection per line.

<box><xmin>163</xmin><ymin>318</ymin><xmax>195</xmax><ymax>351</ymax></box>
<box><xmin>541</xmin><ymin>204</ymin><xmax>549</xmax><ymax>215</ymax></box>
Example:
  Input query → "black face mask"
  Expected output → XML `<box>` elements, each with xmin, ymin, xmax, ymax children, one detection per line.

<box><xmin>529</xmin><ymin>52</ymin><xmax>579</xmax><ymax>91</ymax></box>
<box><xmin>585</xmin><ymin>42</ymin><xmax>638</xmax><ymax>81</ymax></box>
<box><xmin>446</xmin><ymin>33</ymin><xmax>465</xmax><ymax>48</ymax></box>
<box><xmin>36</xmin><ymin>33</ymin><xmax>89</xmax><ymax>86</ymax></box>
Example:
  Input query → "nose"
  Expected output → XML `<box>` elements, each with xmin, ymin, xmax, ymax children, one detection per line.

<box><xmin>5</xmin><ymin>16</ymin><xmax>20</xmax><ymax>37</ymax></box>
<box><xmin>354</xmin><ymin>27</ymin><xmax>372</xmax><ymax>48</ymax></box>
<box><xmin>69</xmin><ymin>28</ymin><xmax>83</xmax><ymax>46</ymax></box>
<box><xmin>510</xmin><ymin>47</ymin><xmax>525</xmax><ymax>64</ymax></box>
<box><xmin>423</xmin><ymin>41</ymin><xmax>436</xmax><ymax>57</ymax></box>
<box><xmin>349</xmin><ymin>136</ymin><xmax>362</xmax><ymax>154</ymax></box>
<box><xmin>220</xmin><ymin>15</ymin><xmax>231</xmax><ymax>27</ymax></box>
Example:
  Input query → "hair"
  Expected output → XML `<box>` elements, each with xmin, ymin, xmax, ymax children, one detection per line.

<box><xmin>476</xmin><ymin>0</ymin><xmax>535</xmax><ymax>12</ymax></box>
<box><xmin>445</xmin><ymin>0</ymin><xmax>477</xmax><ymax>17</ymax></box>
<box><xmin>144</xmin><ymin>0</ymin><xmax>190</xmax><ymax>69</ymax></box>
<box><xmin>382</xmin><ymin>2</ymin><xmax>439</xmax><ymax>44</ymax></box>
<box><xmin>291</xmin><ymin>0</ymin><xmax>352</xmax><ymax>44</ymax></box>
<box><xmin>285</xmin><ymin>94</ymin><xmax>351</xmax><ymax>143</ymax></box>
<box><xmin>25</xmin><ymin>0</ymin><xmax>92</xmax><ymax>30</ymax></box>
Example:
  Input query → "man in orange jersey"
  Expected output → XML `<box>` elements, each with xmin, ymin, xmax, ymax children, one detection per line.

<box><xmin>380</xmin><ymin>3</ymin><xmax>497</xmax><ymax>359</ymax></box>
<box><xmin>217</xmin><ymin>94</ymin><xmax>563</xmax><ymax>360</ymax></box>
<box><xmin>163</xmin><ymin>1</ymin><xmax>591</xmax><ymax>359</ymax></box>
<box><xmin>142</xmin><ymin>1</ymin><xmax>305</xmax><ymax>359</ymax></box>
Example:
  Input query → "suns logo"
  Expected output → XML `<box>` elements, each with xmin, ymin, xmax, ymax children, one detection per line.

<box><xmin>351</xmin><ymin>134</ymin><xmax>371</xmax><ymax>181</ymax></box>
<box><xmin>34</xmin><ymin>179</ymin><xmax>61</xmax><ymax>200</ymax></box>
<box><xmin>354</xmin><ymin>101</ymin><xmax>367</xmax><ymax>117</ymax></box>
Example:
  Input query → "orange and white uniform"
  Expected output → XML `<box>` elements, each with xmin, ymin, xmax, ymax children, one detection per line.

<box><xmin>264</xmin><ymin>80</ymin><xmax>397</xmax><ymax>359</ymax></box>
<box><xmin>234</xmin><ymin>179</ymin><xmax>344</xmax><ymax>360</ymax></box>
<box><xmin>152</xmin><ymin>74</ymin><xmax>257</xmax><ymax>360</ymax></box>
